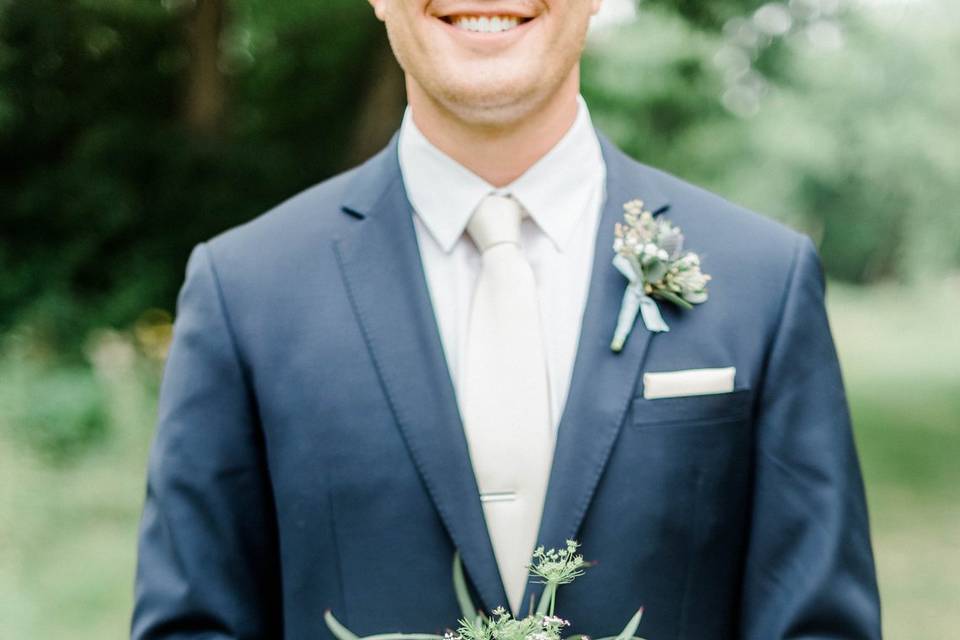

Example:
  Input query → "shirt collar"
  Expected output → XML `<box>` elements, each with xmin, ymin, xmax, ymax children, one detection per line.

<box><xmin>398</xmin><ymin>94</ymin><xmax>606</xmax><ymax>254</ymax></box>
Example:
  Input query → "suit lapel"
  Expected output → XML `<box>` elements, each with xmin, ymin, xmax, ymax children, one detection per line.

<box><xmin>334</xmin><ymin>133</ymin><xmax>510</xmax><ymax>612</ymax></box>
<box><xmin>518</xmin><ymin>129</ymin><xmax>671</xmax><ymax>610</ymax></box>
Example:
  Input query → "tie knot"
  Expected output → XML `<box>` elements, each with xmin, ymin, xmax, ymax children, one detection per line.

<box><xmin>467</xmin><ymin>194</ymin><xmax>523</xmax><ymax>253</ymax></box>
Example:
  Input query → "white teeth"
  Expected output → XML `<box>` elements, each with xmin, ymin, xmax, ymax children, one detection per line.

<box><xmin>451</xmin><ymin>15</ymin><xmax>522</xmax><ymax>33</ymax></box>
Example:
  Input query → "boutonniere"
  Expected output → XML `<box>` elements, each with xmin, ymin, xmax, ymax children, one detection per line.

<box><xmin>610</xmin><ymin>199</ymin><xmax>711</xmax><ymax>352</ymax></box>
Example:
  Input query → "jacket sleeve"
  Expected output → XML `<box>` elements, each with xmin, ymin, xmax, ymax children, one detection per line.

<box><xmin>738</xmin><ymin>234</ymin><xmax>882</xmax><ymax>639</ymax></box>
<box><xmin>131</xmin><ymin>242</ymin><xmax>282</xmax><ymax>639</ymax></box>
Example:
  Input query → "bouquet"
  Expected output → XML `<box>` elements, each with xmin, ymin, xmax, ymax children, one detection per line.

<box><xmin>324</xmin><ymin>540</ymin><xmax>647</xmax><ymax>640</ymax></box>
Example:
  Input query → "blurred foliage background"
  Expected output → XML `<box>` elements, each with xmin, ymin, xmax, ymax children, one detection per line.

<box><xmin>0</xmin><ymin>0</ymin><xmax>957</xmax><ymax>638</ymax></box>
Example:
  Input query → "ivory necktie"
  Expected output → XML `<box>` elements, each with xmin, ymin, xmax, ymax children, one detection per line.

<box><xmin>461</xmin><ymin>193</ymin><xmax>554</xmax><ymax>616</ymax></box>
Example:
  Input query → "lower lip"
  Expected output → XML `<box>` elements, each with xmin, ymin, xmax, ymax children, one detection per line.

<box><xmin>435</xmin><ymin>16</ymin><xmax>537</xmax><ymax>46</ymax></box>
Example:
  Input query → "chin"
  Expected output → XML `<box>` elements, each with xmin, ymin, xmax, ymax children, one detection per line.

<box><xmin>431</xmin><ymin>73</ymin><xmax>546</xmax><ymax>125</ymax></box>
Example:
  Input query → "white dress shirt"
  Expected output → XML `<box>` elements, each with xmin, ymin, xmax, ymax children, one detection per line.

<box><xmin>397</xmin><ymin>94</ymin><xmax>607</xmax><ymax>433</ymax></box>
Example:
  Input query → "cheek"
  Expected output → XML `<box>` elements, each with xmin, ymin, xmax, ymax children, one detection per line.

<box><xmin>383</xmin><ymin>12</ymin><xmax>428</xmax><ymax>70</ymax></box>
<box><xmin>555</xmin><ymin>19</ymin><xmax>589</xmax><ymax>60</ymax></box>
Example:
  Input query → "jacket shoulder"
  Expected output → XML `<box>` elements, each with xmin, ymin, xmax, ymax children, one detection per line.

<box><xmin>627</xmin><ymin>159</ymin><xmax>815</xmax><ymax>326</ymax></box>
<box><xmin>203</xmin><ymin>162</ymin><xmax>362</xmax><ymax>262</ymax></box>
<box><xmin>643</xmin><ymin>162</ymin><xmax>804</xmax><ymax>250</ymax></box>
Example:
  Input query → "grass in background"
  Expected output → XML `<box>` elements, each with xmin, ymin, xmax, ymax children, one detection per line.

<box><xmin>827</xmin><ymin>279</ymin><xmax>960</xmax><ymax>639</ymax></box>
<box><xmin>0</xmin><ymin>282</ymin><xmax>957</xmax><ymax>639</ymax></box>
<box><xmin>0</xmin><ymin>330</ymin><xmax>160</xmax><ymax>639</ymax></box>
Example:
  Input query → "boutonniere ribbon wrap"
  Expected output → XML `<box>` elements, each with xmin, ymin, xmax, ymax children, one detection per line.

<box><xmin>610</xmin><ymin>199</ymin><xmax>712</xmax><ymax>352</ymax></box>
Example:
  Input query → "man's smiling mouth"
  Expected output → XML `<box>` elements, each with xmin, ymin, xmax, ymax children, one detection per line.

<box><xmin>438</xmin><ymin>14</ymin><xmax>534</xmax><ymax>34</ymax></box>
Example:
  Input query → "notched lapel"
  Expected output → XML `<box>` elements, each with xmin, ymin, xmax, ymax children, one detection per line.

<box><xmin>520</xmin><ymin>130</ymin><xmax>672</xmax><ymax>609</ymax></box>
<box><xmin>333</xmin><ymin>133</ymin><xmax>510</xmax><ymax>613</ymax></box>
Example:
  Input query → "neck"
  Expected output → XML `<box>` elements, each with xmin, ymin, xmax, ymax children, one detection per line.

<box><xmin>406</xmin><ymin>69</ymin><xmax>582</xmax><ymax>188</ymax></box>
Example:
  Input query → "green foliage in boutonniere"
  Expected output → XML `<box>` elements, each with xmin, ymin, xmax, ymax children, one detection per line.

<box><xmin>614</xmin><ymin>199</ymin><xmax>711</xmax><ymax>308</ymax></box>
<box><xmin>611</xmin><ymin>199</ymin><xmax>712</xmax><ymax>350</ymax></box>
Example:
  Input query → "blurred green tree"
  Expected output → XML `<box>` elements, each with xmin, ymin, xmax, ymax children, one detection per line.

<box><xmin>0</xmin><ymin>0</ymin><xmax>392</xmax><ymax>357</ymax></box>
<box><xmin>584</xmin><ymin>2</ymin><xmax>960</xmax><ymax>283</ymax></box>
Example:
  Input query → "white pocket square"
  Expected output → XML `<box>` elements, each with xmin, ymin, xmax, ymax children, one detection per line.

<box><xmin>642</xmin><ymin>366</ymin><xmax>736</xmax><ymax>399</ymax></box>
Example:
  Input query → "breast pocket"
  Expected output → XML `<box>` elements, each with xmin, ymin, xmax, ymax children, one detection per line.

<box><xmin>630</xmin><ymin>387</ymin><xmax>754</xmax><ymax>428</ymax></box>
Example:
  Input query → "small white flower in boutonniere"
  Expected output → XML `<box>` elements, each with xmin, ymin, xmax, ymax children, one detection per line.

<box><xmin>610</xmin><ymin>198</ymin><xmax>711</xmax><ymax>352</ymax></box>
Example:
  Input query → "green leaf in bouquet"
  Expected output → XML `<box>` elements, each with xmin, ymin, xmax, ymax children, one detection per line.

<box><xmin>325</xmin><ymin>610</ymin><xmax>444</xmax><ymax>640</ymax></box>
<box><xmin>453</xmin><ymin>551</ymin><xmax>483</xmax><ymax>626</ymax></box>
<box><xmin>563</xmin><ymin>608</ymin><xmax>646</xmax><ymax>640</ymax></box>
<box><xmin>614</xmin><ymin>607</ymin><xmax>644</xmax><ymax>640</ymax></box>
<box><xmin>325</xmin><ymin>609</ymin><xmax>360</xmax><ymax>640</ymax></box>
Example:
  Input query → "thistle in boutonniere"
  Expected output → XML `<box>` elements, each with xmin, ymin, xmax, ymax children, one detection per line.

<box><xmin>610</xmin><ymin>199</ymin><xmax>711</xmax><ymax>352</ymax></box>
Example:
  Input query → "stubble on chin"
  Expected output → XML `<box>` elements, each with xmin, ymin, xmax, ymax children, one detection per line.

<box><xmin>431</xmin><ymin>78</ymin><xmax>543</xmax><ymax>130</ymax></box>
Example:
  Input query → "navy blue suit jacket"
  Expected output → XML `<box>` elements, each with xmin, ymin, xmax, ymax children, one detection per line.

<box><xmin>131</xmin><ymin>127</ymin><xmax>882</xmax><ymax>639</ymax></box>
